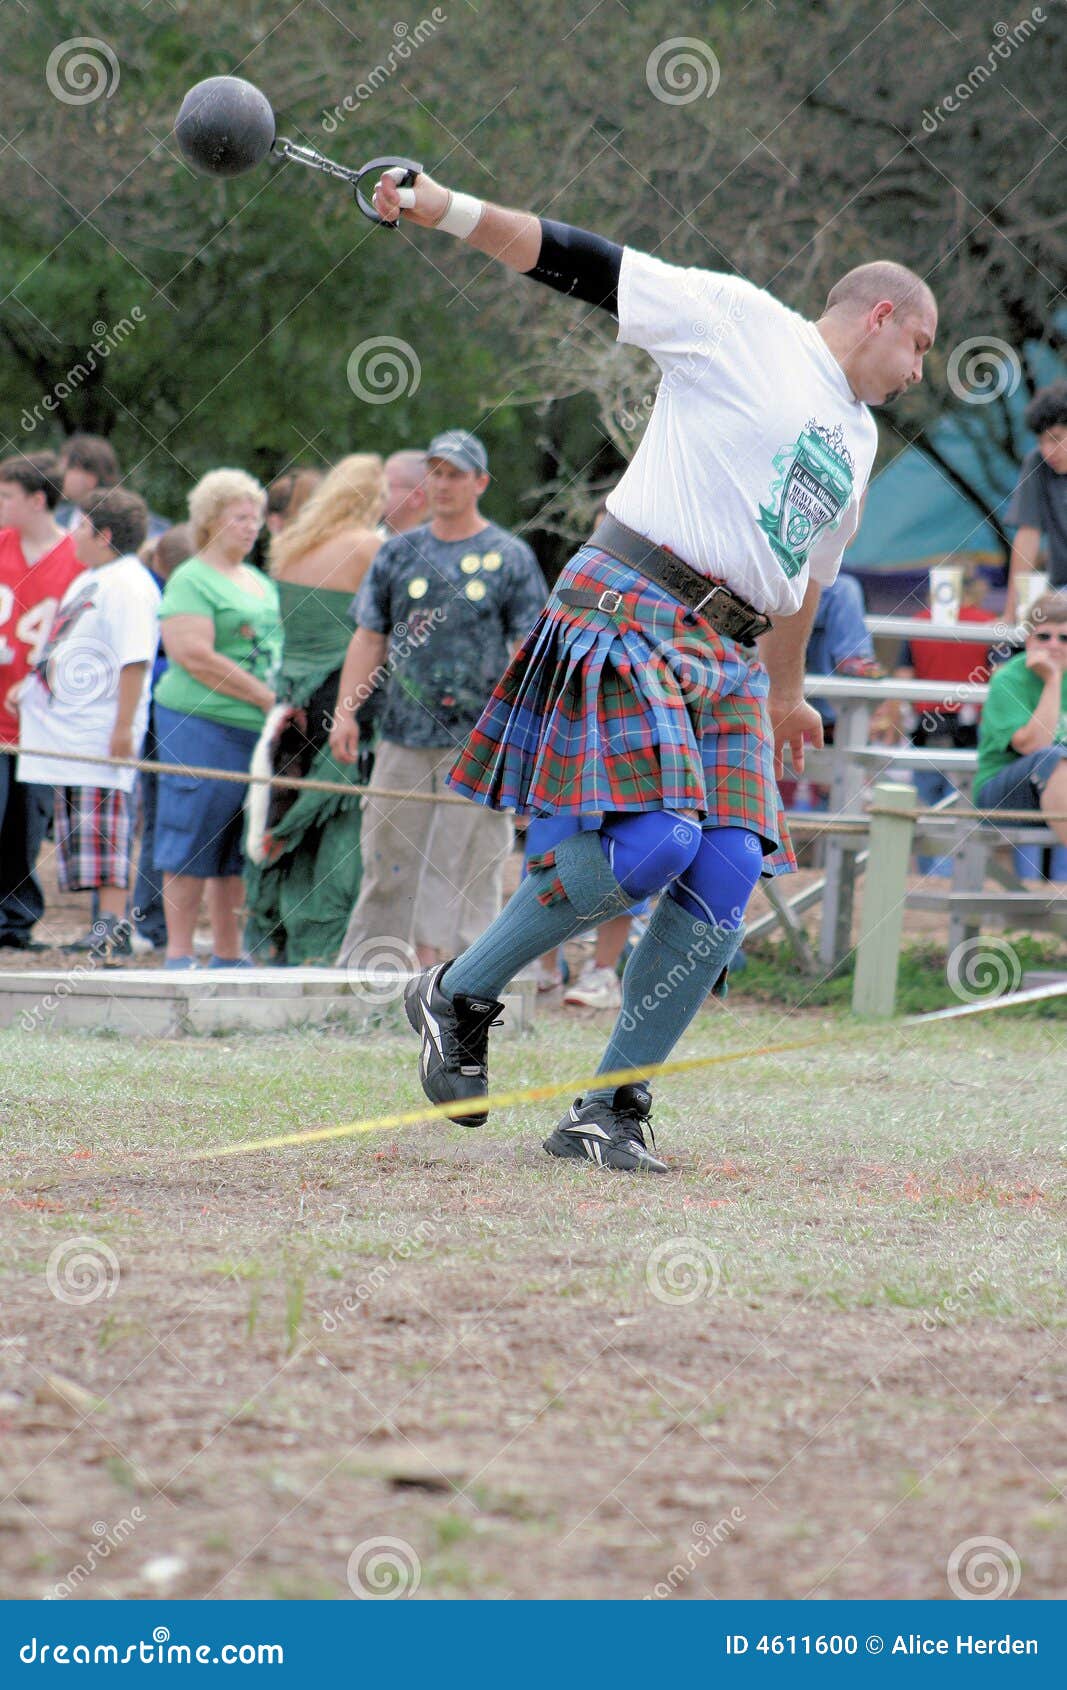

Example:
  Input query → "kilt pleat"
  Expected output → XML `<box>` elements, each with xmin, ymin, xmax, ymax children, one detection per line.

<box><xmin>448</xmin><ymin>545</ymin><xmax>795</xmax><ymax>875</ymax></box>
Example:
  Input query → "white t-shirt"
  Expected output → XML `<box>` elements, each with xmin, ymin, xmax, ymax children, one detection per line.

<box><xmin>608</xmin><ymin>248</ymin><xmax>879</xmax><ymax>616</ymax></box>
<box><xmin>17</xmin><ymin>554</ymin><xmax>161</xmax><ymax>792</ymax></box>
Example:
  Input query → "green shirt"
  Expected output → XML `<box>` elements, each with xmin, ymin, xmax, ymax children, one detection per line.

<box><xmin>154</xmin><ymin>556</ymin><xmax>282</xmax><ymax>732</ymax></box>
<box><xmin>975</xmin><ymin>651</ymin><xmax>1067</xmax><ymax>793</ymax></box>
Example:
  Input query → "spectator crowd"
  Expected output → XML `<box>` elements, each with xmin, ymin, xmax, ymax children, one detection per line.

<box><xmin>2</xmin><ymin>377</ymin><xmax>1067</xmax><ymax>984</ymax></box>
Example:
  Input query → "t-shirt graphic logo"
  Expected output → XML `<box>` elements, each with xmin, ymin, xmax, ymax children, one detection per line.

<box><xmin>758</xmin><ymin>420</ymin><xmax>855</xmax><ymax>579</ymax></box>
<box><xmin>34</xmin><ymin>584</ymin><xmax>97</xmax><ymax>696</ymax></box>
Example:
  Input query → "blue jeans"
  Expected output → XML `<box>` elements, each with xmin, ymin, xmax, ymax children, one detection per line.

<box><xmin>976</xmin><ymin>744</ymin><xmax>1067</xmax><ymax>813</ymax></box>
<box><xmin>0</xmin><ymin>755</ymin><xmax>52</xmax><ymax>939</ymax></box>
<box><xmin>153</xmin><ymin>706</ymin><xmax>259</xmax><ymax>879</ymax></box>
<box><xmin>132</xmin><ymin>709</ymin><xmax>166</xmax><ymax>944</ymax></box>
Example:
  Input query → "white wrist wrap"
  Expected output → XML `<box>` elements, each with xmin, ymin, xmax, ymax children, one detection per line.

<box><xmin>436</xmin><ymin>191</ymin><xmax>485</xmax><ymax>240</ymax></box>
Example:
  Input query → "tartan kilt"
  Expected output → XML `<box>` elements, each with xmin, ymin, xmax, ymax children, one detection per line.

<box><xmin>447</xmin><ymin>545</ymin><xmax>795</xmax><ymax>876</ymax></box>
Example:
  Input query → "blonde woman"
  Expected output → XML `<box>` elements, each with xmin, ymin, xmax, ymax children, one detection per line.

<box><xmin>153</xmin><ymin>469</ymin><xmax>281</xmax><ymax>968</ymax></box>
<box><xmin>244</xmin><ymin>454</ymin><xmax>385</xmax><ymax>964</ymax></box>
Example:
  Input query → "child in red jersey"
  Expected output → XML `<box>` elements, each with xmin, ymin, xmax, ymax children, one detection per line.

<box><xmin>0</xmin><ymin>452</ymin><xmax>83</xmax><ymax>948</ymax></box>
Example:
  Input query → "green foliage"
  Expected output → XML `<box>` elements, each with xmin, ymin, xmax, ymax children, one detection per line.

<box><xmin>1</xmin><ymin>0</ymin><xmax>1063</xmax><ymax>553</ymax></box>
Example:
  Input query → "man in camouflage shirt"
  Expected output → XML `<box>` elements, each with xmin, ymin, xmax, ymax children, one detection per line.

<box><xmin>332</xmin><ymin>430</ymin><xmax>546</xmax><ymax>966</ymax></box>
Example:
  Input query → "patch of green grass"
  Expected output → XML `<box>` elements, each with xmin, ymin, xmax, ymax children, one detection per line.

<box><xmin>284</xmin><ymin>1271</ymin><xmax>305</xmax><ymax>1353</ymax></box>
<box><xmin>433</xmin><ymin>1513</ymin><xmax>475</xmax><ymax>1548</ymax></box>
<box><xmin>104</xmin><ymin>1456</ymin><xmax>138</xmax><ymax>1492</ymax></box>
<box><xmin>737</xmin><ymin>934</ymin><xmax>1067</xmax><ymax>1016</ymax></box>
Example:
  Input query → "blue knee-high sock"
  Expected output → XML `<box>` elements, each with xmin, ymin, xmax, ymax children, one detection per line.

<box><xmin>442</xmin><ymin>812</ymin><xmax>701</xmax><ymax>1003</ymax></box>
<box><xmin>586</xmin><ymin>827</ymin><xmax>763</xmax><ymax>1102</ymax></box>
<box><xmin>440</xmin><ymin>829</ymin><xmax>635</xmax><ymax>1002</ymax></box>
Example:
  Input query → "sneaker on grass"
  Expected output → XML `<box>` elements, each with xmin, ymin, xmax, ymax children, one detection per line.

<box><xmin>404</xmin><ymin>962</ymin><xmax>503</xmax><ymax>1127</ymax></box>
<box><xmin>543</xmin><ymin>1084</ymin><xmax>667</xmax><ymax>1173</ymax></box>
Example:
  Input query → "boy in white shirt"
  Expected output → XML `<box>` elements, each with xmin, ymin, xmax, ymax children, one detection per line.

<box><xmin>18</xmin><ymin>488</ymin><xmax>159</xmax><ymax>961</ymax></box>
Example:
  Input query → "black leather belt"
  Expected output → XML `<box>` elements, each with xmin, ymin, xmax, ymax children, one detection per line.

<box><xmin>556</xmin><ymin>512</ymin><xmax>772</xmax><ymax>645</ymax></box>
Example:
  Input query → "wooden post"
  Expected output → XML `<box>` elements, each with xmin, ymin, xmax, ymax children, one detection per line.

<box><xmin>852</xmin><ymin>783</ymin><xmax>916</xmax><ymax>1018</ymax></box>
<box><xmin>818</xmin><ymin>697</ymin><xmax>873</xmax><ymax>971</ymax></box>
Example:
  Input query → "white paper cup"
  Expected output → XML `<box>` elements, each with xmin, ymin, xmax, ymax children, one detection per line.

<box><xmin>929</xmin><ymin>564</ymin><xmax>963</xmax><ymax>624</ymax></box>
<box><xmin>1016</xmin><ymin>571</ymin><xmax>1049</xmax><ymax>624</ymax></box>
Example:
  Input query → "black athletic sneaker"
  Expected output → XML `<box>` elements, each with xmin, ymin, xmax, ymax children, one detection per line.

<box><xmin>543</xmin><ymin>1083</ymin><xmax>668</xmax><ymax>1173</ymax></box>
<box><xmin>404</xmin><ymin>963</ymin><xmax>503</xmax><ymax>1127</ymax></box>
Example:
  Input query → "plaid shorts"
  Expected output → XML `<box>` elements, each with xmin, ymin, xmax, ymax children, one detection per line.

<box><xmin>448</xmin><ymin>545</ymin><xmax>794</xmax><ymax>875</ymax></box>
<box><xmin>54</xmin><ymin>786</ymin><xmax>132</xmax><ymax>891</ymax></box>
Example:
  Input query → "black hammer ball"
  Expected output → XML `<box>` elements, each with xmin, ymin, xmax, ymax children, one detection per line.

<box><xmin>175</xmin><ymin>75</ymin><xmax>276</xmax><ymax>178</ymax></box>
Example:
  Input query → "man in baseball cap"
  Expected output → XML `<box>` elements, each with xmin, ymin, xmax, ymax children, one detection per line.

<box><xmin>331</xmin><ymin>423</ymin><xmax>546</xmax><ymax>970</ymax></box>
<box><xmin>426</xmin><ymin>429</ymin><xmax>489</xmax><ymax>474</ymax></box>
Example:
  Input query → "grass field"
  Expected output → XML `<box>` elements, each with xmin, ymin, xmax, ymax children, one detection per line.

<box><xmin>1</xmin><ymin>992</ymin><xmax>1064</xmax><ymax>1601</ymax></box>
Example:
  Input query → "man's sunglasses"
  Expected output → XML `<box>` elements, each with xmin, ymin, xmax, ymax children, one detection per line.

<box><xmin>1032</xmin><ymin>630</ymin><xmax>1067</xmax><ymax>644</ymax></box>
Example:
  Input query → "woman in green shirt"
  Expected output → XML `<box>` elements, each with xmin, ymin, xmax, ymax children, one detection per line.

<box><xmin>154</xmin><ymin>469</ymin><xmax>282</xmax><ymax>967</ymax></box>
<box><xmin>975</xmin><ymin>591</ymin><xmax>1067</xmax><ymax>849</ymax></box>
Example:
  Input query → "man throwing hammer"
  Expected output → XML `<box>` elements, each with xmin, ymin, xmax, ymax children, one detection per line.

<box><xmin>374</xmin><ymin>167</ymin><xmax>936</xmax><ymax>1173</ymax></box>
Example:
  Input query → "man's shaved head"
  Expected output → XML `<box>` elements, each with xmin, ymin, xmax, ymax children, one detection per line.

<box><xmin>385</xmin><ymin>448</ymin><xmax>429</xmax><ymax>486</ymax></box>
<box><xmin>824</xmin><ymin>261</ymin><xmax>935</xmax><ymax>324</ymax></box>
<box><xmin>816</xmin><ymin>260</ymin><xmax>937</xmax><ymax>406</ymax></box>
<box><xmin>382</xmin><ymin>448</ymin><xmax>430</xmax><ymax>533</ymax></box>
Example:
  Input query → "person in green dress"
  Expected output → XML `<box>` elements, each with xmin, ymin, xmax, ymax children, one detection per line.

<box><xmin>244</xmin><ymin>455</ymin><xmax>385</xmax><ymax>964</ymax></box>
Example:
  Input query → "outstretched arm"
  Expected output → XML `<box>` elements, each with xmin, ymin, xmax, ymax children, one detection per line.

<box><xmin>372</xmin><ymin>171</ymin><xmax>622</xmax><ymax>314</ymax></box>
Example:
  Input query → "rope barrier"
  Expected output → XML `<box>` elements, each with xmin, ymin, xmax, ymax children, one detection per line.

<box><xmin>188</xmin><ymin>978</ymin><xmax>1067</xmax><ymax>1162</ymax></box>
<box><xmin>3</xmin><ymin>741</ymin><xmax>1067</xmax><ymax>825</ymax></box>
<box><xmin>0</xmin><ymin>740</ymin><xmax>474</xmax><ymax>806</ymax></box>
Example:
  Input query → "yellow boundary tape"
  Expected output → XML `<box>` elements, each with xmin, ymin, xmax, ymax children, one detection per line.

<box><xmin>188</xmin><ymin>979</ymin><xmax>1067</xmax><ymax>1162</ymax></box>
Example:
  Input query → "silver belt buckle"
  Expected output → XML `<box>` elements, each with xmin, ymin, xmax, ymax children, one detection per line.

<box><xmin>597</xmin><ymin>588</ymin><xmax>623</xmax><ymax>614</ymax></box>
<box><xmin>690</xmin><ymin>584</ymin><xmax>726</xmax><ymax>619</ymax></box>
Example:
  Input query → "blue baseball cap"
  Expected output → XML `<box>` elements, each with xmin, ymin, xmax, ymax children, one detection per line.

<box><xmin>426</xmin><ymin>429</ymin><xmax>489</xmax><ymax>474</ymax></box>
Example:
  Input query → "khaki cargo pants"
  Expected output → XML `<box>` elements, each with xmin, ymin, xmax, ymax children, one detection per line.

<box><xmin>337</xmin><ymin>739</ymin><xmax>513</xmax><ymax>964</ymax></box>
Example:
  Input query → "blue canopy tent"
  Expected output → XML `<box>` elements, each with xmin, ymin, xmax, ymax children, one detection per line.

<box><xmin>843</xmin><ymin>331</ymin><xmax>1067</xmax><ymax>614</ymax></box>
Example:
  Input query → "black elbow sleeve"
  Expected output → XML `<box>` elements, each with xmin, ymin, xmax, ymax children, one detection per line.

<box><xmin>527</xmin><ymin>219</ymin><xmax>622</xmax><ymax>316</ymax></box>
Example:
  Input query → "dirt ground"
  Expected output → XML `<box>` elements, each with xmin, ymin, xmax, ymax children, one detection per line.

<box><xmin>1</xmin><ymin>1006</ymin><xmax>1063</xmax><ymax>1602</ymax></box>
